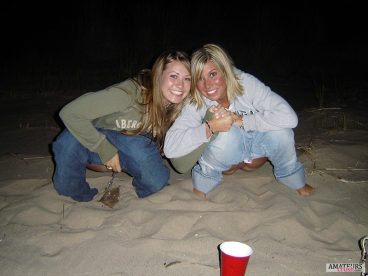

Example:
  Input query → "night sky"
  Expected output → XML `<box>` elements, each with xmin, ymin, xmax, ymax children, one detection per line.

<box><xmin>1</xmin><ymin>1</ymin><xmax>367</xmax><ymax>110</ymax></box>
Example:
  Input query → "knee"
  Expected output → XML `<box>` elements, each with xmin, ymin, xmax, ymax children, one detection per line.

<box><xmin>149</xmin><ymin>168</ymin><xmax>169</xmax><ymax>191</ymax></box>
<box><xmin>201</xmin><ymin>127</ymin><xmax>244</xmax><ymax>169</ymax></box>
<box><xmin>135</xmin><ymin>166</ymin><xmax>170</xmax><ymax>198</ymax></box>
<box><xmin>264</xmin><ymin>129</ymin><xmax>295</xmax><ymax>154</ymax></box>
<box><xmin>262</xmin><ymin>130</ymin><xmax>298</xmax><ymax>167</ymax></box>
<box><xmin>53</xmin><ymin>130</ymin><xmax>81</xmax><ymax>155</ymax></box>
<box><xmin>217</xmin><ymin>125</ymin><xmax>242</xmax><ymax>144</ymax></box>
<box><xmin>53</xmin><ymin>130</ymin><xmax>89</xmax><ymax>163</ymax></box>
<box><xmin>269</xmin><ymin>129</ymin><xmax>294</xmax><ymax>146</ymax></box>
<box><xmin>211</xmin><ymin>126</ymin><xmax>243</xmax><ymax>155</ymax></box>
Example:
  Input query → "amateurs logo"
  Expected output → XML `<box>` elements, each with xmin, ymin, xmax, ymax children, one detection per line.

<box><xmin>326</xmin><ymin>263</ymin><xmax>362</xmax><ymax>273</ymax></box>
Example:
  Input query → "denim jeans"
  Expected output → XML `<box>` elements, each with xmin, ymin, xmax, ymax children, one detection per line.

<box><xmin>52</xmin><ymin>129</ymin><xmax>169</xmax><ymax>201</ymax></box>
<box><xmin>192</xmin><ymin>125</ymin><xmax>305</xmax><ymax>194</ymax></box>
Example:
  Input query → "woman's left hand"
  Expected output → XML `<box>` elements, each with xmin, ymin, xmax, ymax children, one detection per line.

<box><xmin>104</xmin><ymin>153</ymin><xmax>122</xmax><ymax>172</ymax></box>
<box><xmin>231</xmin><ymin>112</ymin><xmax>243</xmax><ymax>128</ymax></box>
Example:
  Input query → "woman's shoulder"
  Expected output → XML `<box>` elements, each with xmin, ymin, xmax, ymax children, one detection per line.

<box><xmin>107</xmin><ymin>79</ymin><xmax>142</xmax><ymax>99</ymax></box>
<box><xmin>112</xmin><ymin>79</ymin><xmax>140</xmax><ymax>92</ymax></box>
<box><xmin>234</xmin><ymin>68</ymin><xmax>261</xmax><ymax>85</ymax></box>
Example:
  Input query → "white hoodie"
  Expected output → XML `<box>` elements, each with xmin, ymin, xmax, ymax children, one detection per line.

<box><xmin>164</xmin><ymin>69</ymin><xmax>298</xmax><ymax>158</ymax></box>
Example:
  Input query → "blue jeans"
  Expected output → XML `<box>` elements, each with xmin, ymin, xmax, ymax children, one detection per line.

<box><xmin>52</xmin><ymin>129</ymin><xmax>169</xmax><ymax>201</ymax></box>
<box><xmin>192</xmin><ymin>125</ymin><xmax>305</xmax><ymax>194</ymax></box>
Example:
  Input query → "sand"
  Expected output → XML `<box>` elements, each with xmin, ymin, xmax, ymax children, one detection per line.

<box><xmin>0</xmin><ymin>102</ymin><xmax>367</xmax><ymax>275</ymax></box>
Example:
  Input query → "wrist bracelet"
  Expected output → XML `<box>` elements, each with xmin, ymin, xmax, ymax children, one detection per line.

<box><xmin>205</xmin><ymin>120</ymin><xmax>214</xmax><ymax>135</ymax></box>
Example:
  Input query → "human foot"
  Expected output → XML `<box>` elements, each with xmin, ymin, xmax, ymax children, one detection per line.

<box><xmin>193</xmin><ymin>188</ymin><xmax>207</xmax><ymax>199</ymax></box>
<box><xmin>297</xmin><ymin>184</ymin><xmax>315</xmax><ymax>196</ymax></box>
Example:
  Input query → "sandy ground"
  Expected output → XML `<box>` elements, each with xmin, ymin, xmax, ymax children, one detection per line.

<box><xmin>0</xmin><ymin>96</ymin><xmax>367</xmax><ymax>275</ymax></box>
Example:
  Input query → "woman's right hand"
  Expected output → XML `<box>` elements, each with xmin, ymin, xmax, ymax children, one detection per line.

<box><xmin>104</xmin><ymin>153</ymin><xmax>122</xmax><ymax>172</ymax></box>
<box><xmin>207</xmin><ymin>105</ymin><xmax>234</xmax><ymax>132</ymax></box>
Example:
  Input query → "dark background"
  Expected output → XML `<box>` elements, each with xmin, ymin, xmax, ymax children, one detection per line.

<box><xmin>1</xmin><ymin>1</ymin><xmax>367</xmax><ymax>111</ymax></box>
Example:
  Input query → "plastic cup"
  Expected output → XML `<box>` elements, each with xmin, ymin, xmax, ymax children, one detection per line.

<box><xmin>220</xmin><ymin>241</ymin><xmax>253</xmax><ymax>276</ymax></box>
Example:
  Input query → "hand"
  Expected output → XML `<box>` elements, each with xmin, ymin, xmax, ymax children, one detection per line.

<box><xmin>231</xmin><ymin>112</ymin><xmax>243</xmax><ymax>128</ymax></box>
<box><xmin>212</xmin><ymin>105</ymin><xmax>243</xmax><ymax>128</ymax></box>
<box><xmin>208</xmin><ymin>111</ymin><xmax>233</xmax><ymax>132</ymax></box>
<box><xmin>210</xmin><ymin>105</ymin><xmax>229</xmax><ymax>119</ymax></box>
<box><xmin>104</xmin><ymin>153</ymin><xmax>122</xmax><ymax>172</ymax></box>
<box><xmin>205</xmin><ymin>105</ymin><xmax>233</xmax><ymax>133</ymax></box>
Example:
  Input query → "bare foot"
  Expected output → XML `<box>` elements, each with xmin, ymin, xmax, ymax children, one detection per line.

<box><xmin>193</xmin><ymin>188</ymin><xmax>207</xmax><ymax>199</ymax></box>
<box><xmin>297</xmin><ymin>184</ymin><xmax>315</xmax><ymax>196</ymax></box>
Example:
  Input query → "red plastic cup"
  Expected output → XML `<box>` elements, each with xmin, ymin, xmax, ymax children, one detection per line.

<box><xmin>220</xmin><ymin>241</ymin><xmax>253</xmax><ymax>276</ymax></box>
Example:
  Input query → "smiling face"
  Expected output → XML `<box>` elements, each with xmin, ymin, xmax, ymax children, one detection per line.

<box><xmin>196</xmin><ymin>60</ymin><xmax>229</xmax><ymax>107</ymax></box>
<box><xmin>160</xmin><ymin>60</ymin><xmax>191</xmax><ymax>105</ymax></box>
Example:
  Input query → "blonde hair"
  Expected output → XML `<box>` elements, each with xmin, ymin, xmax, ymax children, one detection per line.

<box><xmin>190</xmin><ymin>44</ymin><xmax>243</xmax><ymax>108</ymax></box>
<box><xmin>123</xmin><ymin>50</ymin><xmax>190</xmax><ymax>150</ymax></box>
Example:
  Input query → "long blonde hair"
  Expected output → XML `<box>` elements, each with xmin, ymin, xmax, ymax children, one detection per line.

<box><xmin>124</xmin><ymin>50</ymin><xmax>190</xmax><ymax>150</ymax></box>
<box><xmin>190</xmin><ymin>44</ymin><xmax>243</xmax><ymax>108</ymax></box>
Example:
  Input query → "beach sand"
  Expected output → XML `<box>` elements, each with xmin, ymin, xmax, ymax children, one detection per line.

<box><xmin>0</xmin><ymin>99</ymin><xmax>367</xmax><ymax>275</ymax></box>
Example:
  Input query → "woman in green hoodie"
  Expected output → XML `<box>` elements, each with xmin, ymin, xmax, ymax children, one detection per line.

<box><xmin>52</xmin><ymin>50</ymin><xmax>191</xmax><ymax>202</ymax></box>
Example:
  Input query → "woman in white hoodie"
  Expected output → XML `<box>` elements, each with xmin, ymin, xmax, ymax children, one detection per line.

<box><xmin>164</xmin><ymin>44</ymin><xmax>314</xmax><ymax>198</ymax></box>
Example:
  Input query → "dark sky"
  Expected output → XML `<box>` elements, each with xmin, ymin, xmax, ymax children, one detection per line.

<box><xmin>1</xmin><ymin>1</ymin><xmax>367</xmax><ymax>109</ymax></box>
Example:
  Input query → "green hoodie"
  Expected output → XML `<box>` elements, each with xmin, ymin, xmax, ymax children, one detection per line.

<box><xmin>59</xmin><ymin>79</ymin><xmax>144</xmax><ymax>163</ymax></box>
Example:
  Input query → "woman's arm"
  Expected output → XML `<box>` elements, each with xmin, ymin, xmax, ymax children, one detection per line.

<box><xmin>164</xmin><ymin>103</ymin><xmax>208</xmax><ymax>158</ymax></box>
<box><xmin>60</xmin><ymin>81</ymin><xmax>135</xmax><ymax>163</ymax></box>
<box><xmin>237</xmin><ymin>72</ymin><xmax>298</xmax><ymax>132</ymax></box>
<box><xmin>164</xmin><ymin>103</ymin><xmax>234</xmax><ymax>173</ymax></box>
